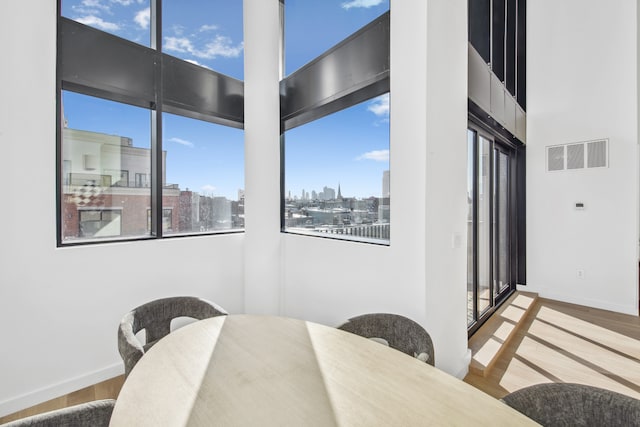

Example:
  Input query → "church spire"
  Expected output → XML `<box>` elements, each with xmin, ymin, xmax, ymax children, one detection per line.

<box><xmin>337</xmin><ymin>183</ymin><xmax>343</xmax><ymax>200</ymax></box>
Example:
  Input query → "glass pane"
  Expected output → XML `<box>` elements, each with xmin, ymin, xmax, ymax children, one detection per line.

<box><xmin>497</xmin><ymin>151</ymin><xmax>510</xmax><ymax>294</ymax></box>
<box><xmin>284</xmin><ymin>93</ymin><xmax>390</xmax><ymax>244</ymax></box>
<box><xmin>163</xmin><ymin>0</ymin><xmax>244</xmax><ymax>79</ymax></box>
<box><xmin>467</xmin><ymin>129</ymin><xmax>476</xmax><ymax>326</ymax></box>
<box><xmin>477</xmin><ymin>135</ymin><xmax>491</xmax><ymax>314</ymax></box>
<box><xmin>61</xmin><ymin>91</ymin><xmax>151</xmax><ymax>243</ymax></box>
<box><xmin>162</xmin><ymin>113</ymin><xmax>244</xmax><ymax>235</ymax></box>
<box><xmin>61</xmin><ymin>0</ymin><xmax>151</xmax><ymax>47</ymax></box>
<box><xmin>284</xmin><ymin>0</ymin><xmax>390</xmax><ymax>75</ymax></box>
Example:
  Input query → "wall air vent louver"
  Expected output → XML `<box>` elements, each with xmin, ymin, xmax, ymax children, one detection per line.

<box><xmin>546</xmin><ymin>139</ymin><xmax>608</xmax><ymax>172</ymax></box>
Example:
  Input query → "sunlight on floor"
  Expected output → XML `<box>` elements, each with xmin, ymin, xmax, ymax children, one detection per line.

<box><xmin>496</xmin><ymin>304</ymin><xmax>640</xmax><ymax>399</ymax></box>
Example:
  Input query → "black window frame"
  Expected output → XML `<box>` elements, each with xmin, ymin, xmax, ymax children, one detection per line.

<box><xmin>279</xmin><ymin>2</ymin><xmax>391</xmax><ymax>246</ymax></box>
<box><xmin>56</xmin><ymin>0</ymin><xmax>245</xmax><ymax>247</ymax></box>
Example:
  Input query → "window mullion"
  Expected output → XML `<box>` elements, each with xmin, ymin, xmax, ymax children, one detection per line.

<box><xmin>151</xmin><ymin>0</ymin><xmax>164</xmax><ymax>238</ymax></box>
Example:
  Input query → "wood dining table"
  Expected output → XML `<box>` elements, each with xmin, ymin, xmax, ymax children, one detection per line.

<box><xmin>109</xmin><ymin>314</ymin><xmax>539</xmax><ymax>426</ymax></box>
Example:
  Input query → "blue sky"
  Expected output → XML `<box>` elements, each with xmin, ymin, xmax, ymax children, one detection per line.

<box><xmin>62</xmin><ymin>0</ymin><xmax>389</xmax><ymax>200</ymax></box>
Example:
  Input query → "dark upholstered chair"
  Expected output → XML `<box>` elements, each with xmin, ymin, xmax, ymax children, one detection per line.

<box><xmin>118</xmin><ymin>296</ymin><xmax>227</xmax><ymax>377</ymax></box>
<box><xmin>502</xmin><ymin>383</ymin><xmax>640</xmax><ymax>427</ymax></box>
<box><xmin>1</xmin><ymin>399</ymin><xmax>115</xmax><ymax>427</ymax></box>
<box><xmin>337</xmin><ymin>313</ymin><xmax>435</xmax><ymax>366</ymax></box>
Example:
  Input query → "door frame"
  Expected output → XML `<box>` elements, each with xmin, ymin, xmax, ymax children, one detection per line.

<box><xmin>467</xmin><ymin>120</ymin><xmax>521</xmax><ymax>336</ymax></box>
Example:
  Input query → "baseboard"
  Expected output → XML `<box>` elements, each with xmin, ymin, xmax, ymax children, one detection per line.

<box><xmin>0</xmin><ymin>363</ymin><xmax>123</xmax><ymax>418</ymax></box>
<box><xmin>518</xmin><ymin>285</ymin><xmax>639</xmax><ymax>316</ymax></box>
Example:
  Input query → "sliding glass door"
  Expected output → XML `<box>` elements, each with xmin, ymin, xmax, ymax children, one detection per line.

<box><xmin>467</xmin><ymin>125</ymin><xmax>516</xmax><ymax>333</ymax></box>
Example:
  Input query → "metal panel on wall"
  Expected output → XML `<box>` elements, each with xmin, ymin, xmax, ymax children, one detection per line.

<box><xmin>59</xmin><ymin>18</ymin><xmax>155</xmax><ymax>107</ymax></box>
<box><xmin>281</xmin><ymin>12</ymin><xmax>390</xmax><ymax>130</ymax></box>
<box><xmin>468</xmin><ymin>44</ymin><xmax>491</xmax><ymax>114</ymax></box>
<box><xmin>162</xmin><ymin>56</ymin><xmax>244</xmax><ymax>128</ymax></box>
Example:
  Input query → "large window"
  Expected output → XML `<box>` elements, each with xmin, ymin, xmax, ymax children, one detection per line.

<box><xmin>280</xmin><ymin>1</ymin><xmax>390</xmax><ymax>244</ymax></box>
<box><xmin>58</xmin><ymin>0</ymin><xmax>244</xmax><ymax>245</ymax></box>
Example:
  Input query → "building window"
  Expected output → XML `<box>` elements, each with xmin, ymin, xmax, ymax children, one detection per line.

<box><xmin>135</xmin><ymin>173</ymin><xmax>149</xmax><ymax>188</ymax></box>
<box><xmin>280</xmin><ymin>1</ymin><xmax>390</xmax><ymax>244</ymax></box>
<box><xmin>79</xmin><ymin>209</ymin><xmax>122</xmax><ymax>238</ymax></box>
<box><xmin>58</xmin><ymin>0</ymin><xmax>244</xmax><ymax>246</ymax></box>
<box><xmin>147</xmin><ymin>208</ymin><xmax>173</xmax><ymax>233</ymax></box>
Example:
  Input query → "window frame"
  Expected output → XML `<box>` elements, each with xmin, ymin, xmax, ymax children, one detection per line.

<box><xmin>279</xmin><ymin>4</ymin><xmax>390</xmax><ymax>245</ymax></box>
<box><xmin>56</xmin><ymin>0</ymin><xmax>244</xmax><ymax>247</ymax></box>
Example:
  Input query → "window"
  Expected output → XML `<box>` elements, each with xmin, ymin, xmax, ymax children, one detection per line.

<box><xmin>280</xmin><ymin>2</ymin><xmax>390</xmax><ymax>245</ymax></box>
<box><xmin>162</xmin><ymin>113</ymin><xmax>244</xmax><ymax>235</ymax></box>
<box><xmin>162</xmin><ymin>0</ymin><xmax>244</xmax><ymax>79</ymax></box>
<box><xmin>79</xmin><ymin>209</ymin><xmax>122</xmax><ymax>238</ymax></box>
<box><xmin>147</xmin><ymin>208</ymin><xmax>173</xmax><ymax>233</ymax></box>
<box><xmin>283</xmin><ymin>95</ymin><xmax>390</xmax><ymax>242</ymax></box>
<box><xmin>284</xmin><ymin>0</ymin><xmax>389</xmax><ymax>75</ymax></box>
<box><xmin>61</xmin><ymin>0</ymin><xmax>151</xmax><ymax>47</ymax></box>
<box><xmin>61</xmin><ymin>91</ymin><xmax>151</xmax><ymax>242</ymax></box>
<box><xmin>58</xmin><ymin>1</ymin><xmax>244</xmax><ymax>246</ymax></box>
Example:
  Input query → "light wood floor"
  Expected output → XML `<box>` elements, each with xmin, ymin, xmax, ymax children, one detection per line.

<box><xmin>1</xmin><ymin>298</ymin><xmax>639</xmax><ymax>423</ymax></box>
<box><xmin>0</xmin><ymin>376</ymin><xmax>124</xmax><ymax>424</ymax></box>
<box><xmin>464</xmin><ymin>297</ymin><xmax>640</xmax><ymax>400</ymax></box>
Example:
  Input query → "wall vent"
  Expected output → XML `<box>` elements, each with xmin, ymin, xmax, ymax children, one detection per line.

<box><xmin>546</xmin><ymin>139</ymin><xmax>608</xmax><ymax>172</ymax></box>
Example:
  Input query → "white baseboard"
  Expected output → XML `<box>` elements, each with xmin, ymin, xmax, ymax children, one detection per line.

<box><xmin>0</xmin><ymin>363</ymin><xmax>123</xmax><ymax>418</ymax></box>
<box><xmin>518</xmin><ymin>285</ymin><xmax>639</xmax><ymax>316</ymax></box>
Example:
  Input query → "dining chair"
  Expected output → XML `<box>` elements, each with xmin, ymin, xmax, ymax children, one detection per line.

<box><xmin>501</xmin><ymin>383</ymin><xmax>640</xmax><ymax>426</ymax></box>
<box><xmin>118</xmin><ymin>296</ymin><xmax>227</xmax><ymax>377</ymax></box>
<box><xmin>1</xmin><ymin>399</ymin><xmax>115</xmax><ymax>427</ymax></box>
<box><xmin>337</xmin><ymin>313</ymin><xmax>435</xmax><ymax>365</ymax></box>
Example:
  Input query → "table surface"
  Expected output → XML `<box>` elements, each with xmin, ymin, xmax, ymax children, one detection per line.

<box><xmin>109</xmin><ymin>315</ymin><xmax>539</xmax><ymax>426</ymax></box>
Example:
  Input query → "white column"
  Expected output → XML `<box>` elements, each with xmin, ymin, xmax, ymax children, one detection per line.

<box><xmin>392</xmin><ymin>0</ymin><xmax>470</xmax><ymax>376</ymax></box>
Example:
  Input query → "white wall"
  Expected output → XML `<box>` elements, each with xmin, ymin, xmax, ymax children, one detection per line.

<box><xmin>256</xmin><ymin>0</ymin><xmax>471</xmax><ymax>377</ymax></box>
<box><xmin>0</xmin><ymin>2</ymin><xmax>245</xmax><ymax>417</ymax></box>
<box><xmin>526</xmin><ymin>0</ymin><xmax>639</xmax><ymax>315</ymax></box>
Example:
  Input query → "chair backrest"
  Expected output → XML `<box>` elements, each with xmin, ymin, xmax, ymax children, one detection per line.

<box><xmin>502</xmin><ymin>383</ymin><xmax>640</xmax><ymax>427</ymax></box>
<box><xmin>337</xmin><ymin>313</ymin><xmax>435</xmax><ymax>366</ymax></box>
<box><xmin>118</xmin><ymin>296</ymin><xmax>227</xmax><ymax>377</ymax></box>
<box><xmin>1</xmin><ymin>399</ymin><xmax>115</xmax><ymax>427</ymax></box>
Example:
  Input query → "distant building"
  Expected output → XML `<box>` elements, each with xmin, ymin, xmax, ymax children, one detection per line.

<box><xmin>61</xmin><ymin>127</ymin><xmax>241</xmax><ymax>241</ymax></box>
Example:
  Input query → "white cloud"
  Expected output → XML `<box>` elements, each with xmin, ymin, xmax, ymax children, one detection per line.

<box><xmin>341</xmin><ymin>0</ymin><xmax>385</xmax><ymax>10</ymax></box>
<box><xmin>164</xmin><ymin>34</ymin><xmax>243</xmax><ymax>59</ymax></box>
<box><xmin>81</xmin><ymin>0</ymin><xmax>110</xmax><ymax>11</ymax></box>
<box><xmin>134</xmin><ymin>7</ymin><xmax>150</xmax><ymax>30</ymax></box>
<box><xmin>169</xmin><ymin>137</ymin><xmax>194</xmax><ymax>148</ymax></box>
<box><xmin>199</xmin><ymin>24</ymin><xmax>219</xmax><ymax>32</ymax></box>
<box><xmin>75</xmin><ymin>15</ymin><xmax>120</xmax><ymax>31</ymax></box>
<box><xmin>111</xmin><ymin>0</ymin><xmax>135</xmax><ymax>5</ymax></box>
<box><xmin>164</xmin><ymin>36</ymin><xmax>194</xmax><ymax>53</ymax></box>
<box><xmin>201</xmin><ymin>36</ymin><xmax>244</xmax><ymax>58</ymax></box>
<box><xmin>201</xmin><ymin>184</ymin><xmax>217</xmax><ymax>193</ymax></box>
<box><xmin>367</xmin><ymin>93</ymin><xmax>389</xmax><ymax>117</ymax></box>
<box><xmin>357</xmin><ymin>149</ymin><xmax>389</xmax><ymax>162</ymax></box>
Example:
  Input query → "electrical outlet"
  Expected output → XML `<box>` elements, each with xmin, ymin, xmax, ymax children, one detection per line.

<box><xmin>577</xmin><ymin>269</ymin><xmax>585</xmax><ymax>279</ymax></box>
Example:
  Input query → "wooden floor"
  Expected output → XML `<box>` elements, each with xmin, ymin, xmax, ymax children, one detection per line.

<box><xmin>1</xmin><ymin>298</ymin><xmax>639</xmax><ymax>423</ymax></box>
<box><xmin>0</xmin><ymin>376</ymin><xmax>124</xmax><ymax>424</ymax></box>
<box><xmin>464</xmin><ymin>298</ymin><xmax>640</xmax><ymax>400</ymax></box>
